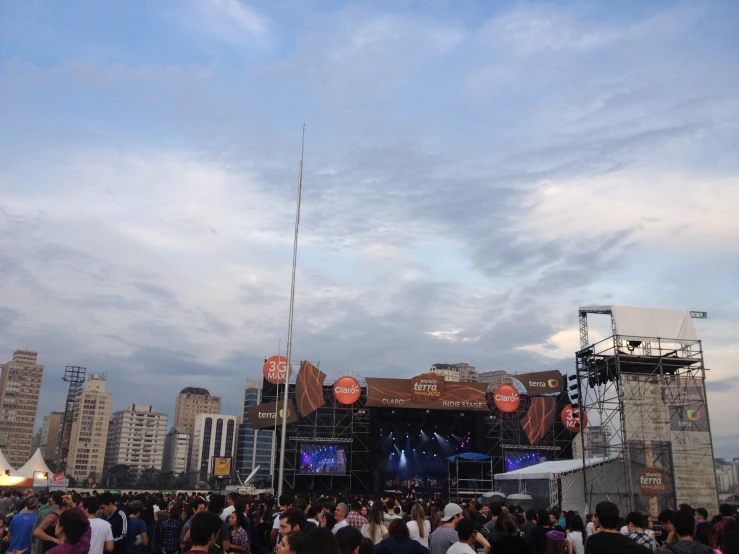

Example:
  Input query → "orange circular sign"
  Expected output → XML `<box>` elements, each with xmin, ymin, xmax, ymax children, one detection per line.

<box><xmin>561</xmin><ymin>405</ymin><xmax>587</xmax><ymax>433</ymax></box>
<box><xmin>333</xmin><ymin>376</ymin><xmax>361</xmax><ymax>405</ymax></box>
<box><xmin>493</xmin><ymin>385</ymin><xmax>520</xmax><ymax>412</ymax></box>
<box><xmin>263</xmin><ymin>355</ymin><xmax>291</xmax><ymax>385</ymax></box>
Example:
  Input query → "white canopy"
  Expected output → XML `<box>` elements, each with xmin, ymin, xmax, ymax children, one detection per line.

<box><xmin>15</xmin><ymin>448</ymin><xmax>52</xmax><ymax>479</ymax></box>
<box><xmin>0</xmin><ymin>449</ymin><xmax>15</xmax><ymax>475</ymax></box>
<box><xmin>494</xmin><ymin>457</ymin><xmax>616</xmax><ymax>480</ymax></box>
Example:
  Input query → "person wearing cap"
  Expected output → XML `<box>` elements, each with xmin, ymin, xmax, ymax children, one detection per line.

<box><xmin>8</xmin><ymin>498</ymin><xmax>39</xmax><ymax>554</ymax></box>
<box><xmin>429</xmin><ymin>503</ymin><xmax>464</xmax><ymax>554</ymax></box>
<box><xmin>126</xmin><ymin>501</ymin><xmax>148</xmax><ymax>554</ymax></box>
<box><xmin>447</xmin><ymin>518</ymin><xmax>490</xmax><ymax>554</ymax></box>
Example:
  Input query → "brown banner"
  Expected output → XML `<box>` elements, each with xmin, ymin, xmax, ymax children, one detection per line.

<box><xmin>516</xmin><ymin>370</ymin><xmax>564</xmax><ymax>395</ymax></box>
<box><xmin>247</xmin><ymin>400</ymin><xmax>299</xmax><ymax>429</ymax></box>
<box><xmin>520</xmin><ymin>396</ymin><xmax>557</xmax><ymax>445</ymax></box>
<box><xmin>365</xmin><ymin>378</ymin><xmax>489</xmax><ymax>411</ymax></box>
<box><xmin>295</xmin><ymin>361</ymin><xmax>327</xmax><ymax>416</ymax></box>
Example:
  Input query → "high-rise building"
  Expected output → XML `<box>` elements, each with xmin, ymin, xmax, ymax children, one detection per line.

<box><xmin>190</xmin><ymin>414</ymin><xmax>238</xmax><ymax>486</ymax></box>
<box><xmin>174</xmin><ymin>387</ymin><xmax>220</xmax><ymax>471</ymax></box>
<box><xmin>429</xmin><ymin>363</ymin><xmax>478</xmax><ymax>382</ymax></box>
<box><xmin>66</xmin><ymin>374</ymin><xmax>112</xmax><ymax>481</ymax></box>
<box><xmin>104</xmin><ymin>404</ymin><xmax>168</xmax><ymax>471</ymax></box>
<box><xmin>163</xmin><ymin>427</ymin><xmax>190</xmax><ymax>475</ymax></box>
<box><xmin>0</xmin><ymin>350</ymin><xmax>44</xmax><ymax>467</ymax></box>
<box><xmin>236</xmin><ymin>380</ymin><xmax>274</xmax><ymax>481</ymax></box>
<box><xmin>39</xmin><ymin>411</ymin><xmax>63</xmax><ymax>463</ymax></box>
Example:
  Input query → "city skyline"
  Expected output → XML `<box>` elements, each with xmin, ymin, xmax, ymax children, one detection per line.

<box><xmin>1</xmin><ymin>1</ymin><xmax>737</xmax><ymax>460</ymax></box>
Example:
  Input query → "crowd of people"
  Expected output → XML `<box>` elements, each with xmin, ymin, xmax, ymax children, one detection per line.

<box><xmin>1</xmin><ymin>489</ymin><xmax>737</xmax><ymax>554</ymax></box>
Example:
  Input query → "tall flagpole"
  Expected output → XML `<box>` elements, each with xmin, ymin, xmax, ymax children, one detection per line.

<box><xmin>278</xmin><ymin>124</ymin><xmax>305</xmax><ymax>498</ymax></box>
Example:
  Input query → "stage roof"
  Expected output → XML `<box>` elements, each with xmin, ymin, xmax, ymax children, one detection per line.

<box><xmin>580</xmin><ymin>305</ymin><xmax>697</xmax><ymax>341</ymax></box>
<box><xmin>494</xmin><ymin>457</ymin><xmax>617</xmax><ymax>480</ymax></box>
<box><xmin>448</xmin><ymin>452</ymin><xmax>491</xmax><ymax>461</ymax></box>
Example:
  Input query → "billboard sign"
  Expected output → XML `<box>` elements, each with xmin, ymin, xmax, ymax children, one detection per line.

<box><xmin>365</xmin><ymin>378</ymin><xmax>487</xmax><ymax>411</ymax></box>
<box><xmin>516</xmin><ymin>370</ymin><xmax>564</xmax><ymax>395</ymax></box>
<box><xmin>248</xmin><ymin>400</ymin><xmax>299</xmax><ymax>429</ymax></box>
<box><xmin>669</xmin><ymin>403</ymin><xmax>709</xmax><ymax>432</ymax></box>
<box><xmin>410</xmin><ymin>374</ymin><xmax>446</xmax><ymax>403</ymax></box>
<box><xmin>493</xmin><ymin>385</ymin><xmax>521</xmax><ymax>412</ymax></box>
<box><xmin>213</xmin><ymin>457</ymin><xmax>232</xmax><ymax>477</ymax></box>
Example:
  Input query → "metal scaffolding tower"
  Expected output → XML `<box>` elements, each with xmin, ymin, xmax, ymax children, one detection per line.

<box><xmin>53</xmin><ymin>366</ymin><xmax>86</xmax><ymax>472</ymax></box>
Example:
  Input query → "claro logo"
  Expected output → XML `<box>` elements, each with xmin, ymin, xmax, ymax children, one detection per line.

<box><xmin>493</xmin><ymin>385</ymin><xmax>520</xmax><ymax>413</ymax></box>
<box><xmin>333</xmin><ymin>376</ymin><xmax>362</xmax><ymax>405</ymax></box>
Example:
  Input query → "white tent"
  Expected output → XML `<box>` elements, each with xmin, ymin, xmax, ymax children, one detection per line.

<box><xmin>15</xmin><ymin>448</ymin><xmax>52</xmax><ymax>480</ymax></box>
<box><xmin>0</xmin><ymin>448</ymin><xmax>15</xmax><ymax>475</ymax></box>
<box><xmin>495</xmin><ymin>457</ymin><xmax>627</xmax><ymax>515</ymax></box>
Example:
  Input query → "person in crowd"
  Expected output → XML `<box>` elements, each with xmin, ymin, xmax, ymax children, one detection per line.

<box><xmin>253</xmin><ymin>505</ymin><xmax>272</xmax><ymax>554</ymax></box>
<box><xmin>659</xmin><ymin>510</ymin><xmax>678</xmax><ymax>548</ymax></box>
<box><xmin>429</xmin><ymin>503</ymin><xmax>463</xmax><ymax>554</ymax></box>
<box><xmin>100</xmin><ymin>493</ymin><xmax>129</xmax><ymax>554</ymax></box>
<box><xmin>494</xmin><ymin>515</ymin><xmax>532</xmax><ymax>554</ymax></box>
<box><xmin>695</xmin><ymin>522</ymin><xmax>719</xmax><ymax>554</ymax></box>
<box><xmin>584</xmin><ymin>502</ymin><xmax>650</xmax><ymax>554</ymax></box>
<box><xmin>276</xmin><ymin>531</ymin><xmax>302</xmax><ymax>554</ymax></box>
<box><xmin>716</xmin><ymin>506</ymin><xmax>737</xmax><ymax>547</ymax></box>
<box><xmin>7</xmin><ymin>498</ymin><xmax>38</xmax><ymax>554</ymax></box>
<box><xmin>45</xmin><ymin>507</ymin><xmax>90</xmax><ymax>554</ymax></box>
<box><xmin>336</xmin><ymin>526</ymin><xmax>364</xmax><ymax>554</ymax></box>
<box><xmin>1</xmin><ymin>516</ymin><xmax>9</xmax><ymax>554</ymax></box>
<box><xmin>406</xmin><ymin>505</ymin><xmax>430</xmax><ymax>548</ymax></box>
<box><xmin>721</xmin><ymin>519</ymin><xmax>739</xmax><ymax>554</ymax></box>
<box><xmin>667</xmin><ymin>510</ymin><xmax>713</xmax><ymax>554</ymax></box>
<box><xmin>583</xmin><ymin>515</ymin><xmax>594</xmax><ymax>539</ymax></box>
<box><xmin>302</xmin><ymin>528</ymin><xmax>338</xmax><ymax>554</ymax></box>
<box><xmin>333</xmin><ymin>505</ymin><xmax>350</xmax><ymax>535</ymax></box>
<box><xmin>375</xmin><ymin>519</ymin><xmax>429</xmax><ymax>554</ymax></box>
<box><xmin>323</xmin><ymin>503</ymin><xmax>337</xmax><ymax>532</ymax></box>
<box><xmin>547</xmin><ymin>512</ymin><xmax>564</xmax><ymax>535</ymax></box>
<box><xmin>428</xmin><ymin>506</ymin><xmax>441</xmax><ymax>533</ymax></box>
<box><xmin>696</xmin><ymin>510</ymin><xmax>709</xmax><ymax>524</ymax></box>
<box><xmin>529</xmin><ymin>510</ymin><xmax>552</xmax><ymax>554</ymax></box>
<box><xmin>468</xmin><ymin>505</ymin><xmax>486</xmax><ymax>529</ymax></box>
<box><xmin>222</xmin><ymin>494</ymin><xmax>239</xmax><ymax>523</ymax></box>
<box><xmin>126</xmin><ymin>501</ymin><xmax>149</xmax><ymax>554</ymax></box>
<box><xmin>279</xmin><ymin>509</ymin><xmax>308</xmax><ymax>537</ymax></box>
<box><xmin>270</xmin><ymin>495</ymin><xmax>293</xmax><ymax>550</ymax></box>
<box><xmin>483</xmin><ymin>503</ymin><xmax>502</xmax><ymax>539</ymax></box>
<box><xmin>520</xmin><ymin>511</ymin><xmax>537</xmax><ymax>547</ymax></box>
<box><xmin>545</xmin><ymin>530</ymin><xmax>566</xmax><ymax>554</ymax></box>
<box><xmin>361</xmin><ymin>507</ymin><xmax>369</xmax><ymax>519</ymax></box>
<box><xmin>362</xmin><ymin>505</ymin><xmax>388</xmax><ymax>546</ymax></box>
<box><xmin>624</xmin><ymin>513</ymin><xmax>658</xmax><ymax>553</ymax></box>
<box><xmin>158</xmin><ymin>505</ymin><xmax>182</xmax><ymax>554</ymax></box>
<box><xmin>306</xmin><ymin>506</ymin><xmax>322</xmax><ymax>529</ymax></box>
<box><xmin>446</xmin><ymin>518</ymin><xmax>486</xmax><ymax>554</ymax></box>
<box><xmin>228</xmin><ymin>511</ymin><xmax>249</xmax><ymax>553</ymax></box>
<box><xmin>32</xmin><ymin>492</ymin><xmax>64</xmax><ymax>554</ymax></box>
<box><xmin>347</xmin><ymin>503</ymin><xmax>368</xmax><ymax>531</ymax></box>
<box><xmin>565</xmin><ymin>515</ymin><xmax>584</xmax><ymax>554</ymax></box>
<box><xmin>188</xmin><ymin>512</ymin><xmax>226</xmax><ymax>554</ymax></box>
<box><xmin>82</xmin><ymin>497</ymin><xmax>113</xmax><ymax>554</ymax></box>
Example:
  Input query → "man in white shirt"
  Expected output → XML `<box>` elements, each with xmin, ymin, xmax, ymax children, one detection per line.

<box><xmin>332</xmin><ymin>504</ymin><xmax>350</xmax><ymax>535</ymax></box>
<box><xmin>447</xmin><ymin>519</ymin><xmax>489</xmax><ymax>554</ymax></box>
<box><xmin>83</xmin><ymin>497</ymin><xmax>114</xmax><ymax>554</ymax></box>
<box><xmin>221</xmin><ymin>493</ymin><xmax>239</xmax><ymax>522</ymax></box>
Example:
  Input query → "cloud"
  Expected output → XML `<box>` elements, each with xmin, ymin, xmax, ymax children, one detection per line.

<box><xmin>178</xmin><ymin>0</ymin><xmax>271</xmax><ymax>46</ymax></box>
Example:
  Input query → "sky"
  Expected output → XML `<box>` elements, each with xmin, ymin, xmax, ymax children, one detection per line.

<box><xmin>1</xmin><ymin>1</ymin><xmax>738</xmax><ymax>456</ymax></box>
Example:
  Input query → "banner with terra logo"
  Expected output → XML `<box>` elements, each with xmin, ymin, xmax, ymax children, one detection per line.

<box><xmin>629</xmin><ymin>440</ymin><xmax>675</xmax><ymax>518</ymax></box>
<box><xmin>515</xmin><ymin>370</ymin><xmax>564</xmax><ymax>395</ymax></box>
<box><xmin>248</xmin><ymin>400</ymin><xmax>300</xmax><ymax>429</ymax></box>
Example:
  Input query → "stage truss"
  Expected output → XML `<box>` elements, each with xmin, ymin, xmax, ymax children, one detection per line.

<box><xmin>266</xmin><ymin>368</ymin><xmax>371</xmax><ymax>493</ymax></box>
<box><xmin>575</xmin><ymin>308</ymin><xmax>718</xmax><ymax>516</ymax></box>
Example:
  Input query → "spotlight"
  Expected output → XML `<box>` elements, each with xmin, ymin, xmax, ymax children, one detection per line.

<box><xmin>571</xmin><ymin>402</ymin><xmax>579</xmax><ymax>408</ymax></box>
<box><xmin>569</xmin><ymin>384</ymin><xmax>578</xmax><ymax>391</ymax></box>
<box><xmin>568</xmin><ymin>374</ymin><xmax>578</xmax><ymax>381</ymax></box>
<box><xmin>570</xmin><ymin>393</ymin><xmax>578</xmax><ymax>400</ymax></box>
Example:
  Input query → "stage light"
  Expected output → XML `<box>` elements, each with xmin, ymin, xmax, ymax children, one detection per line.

<box><xmin>570</xmin><ymin>393</ymin><xmax>578</xmax><ymax>400</ymax></box>
<box><xmin>568</xmin><ymin>374</ymin><xmax>578</xmax><ymax>381</ymax></box>
<box><xmin>571</xmin><ymin>402</ymin><xmax>579</xmax><ymax>408</ymax></box>
<box><xmin>569</xmin><ymin>384</ymin><xmax>578</xmax><ymax>391</ymax></box>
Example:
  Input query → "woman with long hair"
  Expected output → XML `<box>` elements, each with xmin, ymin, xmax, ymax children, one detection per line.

<box><xmin>362</xmin><ymin>504</ymin><xmax>388</xmax><ymax>545</ymax></box>
<box><xmin>429</xmin><ymin>506</ymin><xmax>441</xmax><ymax>532</ymax></box>
<box><xmin>494</xmin><ymin>515</ymin><xmax>532</xmax><ymax>554</ymax></box>
<box><xmin>722</xmin><ymin>519</ymin><xmax>739</xmax><ymax>554</ymax></box>
<box><xmin>406</xmin><ymin>505</ymin><xmax>430</xmax><ymax>548</ymax></box>
<box><xmin>228</xmin><ymin>511</ymin><xmax>249</xmax><ymax>553</ymax></box>
<box><xmin>565</xmin><ymin>515</ymin><xmax>584</xmax><ymax>554</ymax></box>
<box><xmin>276</xmin><ymin>531</ymin><xmax>303</xmax><ymax>554</ymax></box>
<box><xmin>375</xmin><ymin>519</ymin><xmax>429</xmax><ymax>554</ymax></box>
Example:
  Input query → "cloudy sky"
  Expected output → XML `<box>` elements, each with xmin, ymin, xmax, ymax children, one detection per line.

<box><xmin>1</xmin><ymin>1</ymin><xmax>738</xmax><ymax>456</ymax></box>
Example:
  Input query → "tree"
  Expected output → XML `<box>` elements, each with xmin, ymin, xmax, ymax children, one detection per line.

<box><xmin>138</xmin><ymin>467</ymin><xmax>159</xmax><ymax>490</ymax></box>
<box><xmin>173</xmin><ymin>472</ymin><xmax>190</xmax><ymax>490</ymax></box>
<box><xmin>103</xmin><ymin>464</ymin><xmax>136</xmax><ymax>488</ymax></box>
<box><xmin>157</xmin><ymin>470</ymin><xmax>175</xmax><ymax>490</ymax></box>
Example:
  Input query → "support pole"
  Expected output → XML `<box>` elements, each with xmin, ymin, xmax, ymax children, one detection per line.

<box><xmin>277</xmin><ymin>125</ymin><xmax>306</xmax><ymax>498</ymax></box>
